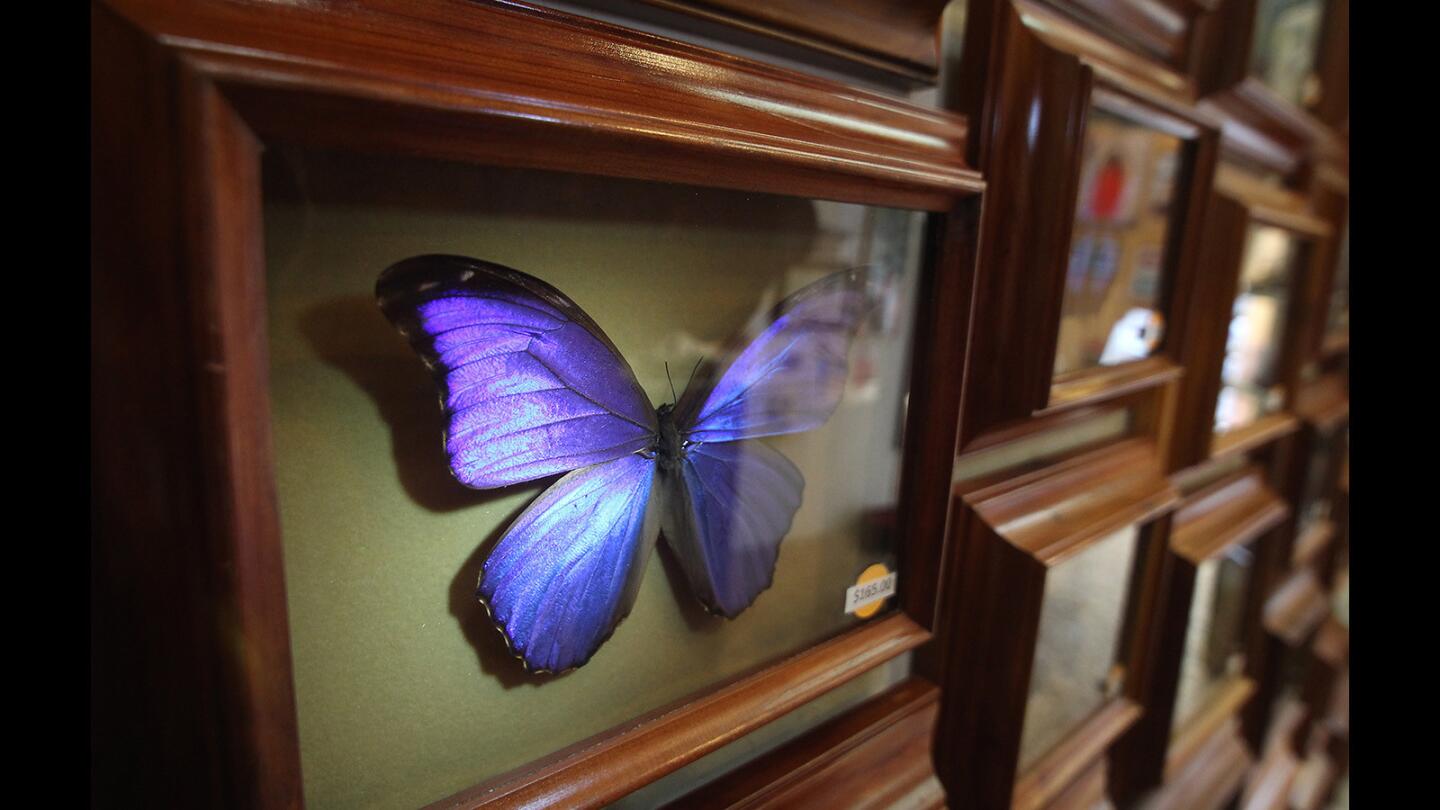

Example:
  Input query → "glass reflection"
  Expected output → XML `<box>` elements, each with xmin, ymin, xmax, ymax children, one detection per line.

<box><xmin>1214</xmin><ymin>225</ymin><xmax>1299</xmax><ymax>433</ymax></box>
<box><xmin>1171</xmin><ymin>544</ymin><xmax>1254</xmax><ymax>733</ymax></box>
<box><xmin>1018</xmin><ymin>525</ymin><xmax>1138</xmax><ymax>769</ymax></box>
<box><xmin>1054</xmin><ymin>109</ymin><xmax>1184</xmax><ymax>376</ymax></box>
<box><xmin>1249</xmin><ymin>0</ymin><xmax>1327</xmax><ymax>108</ymax></box>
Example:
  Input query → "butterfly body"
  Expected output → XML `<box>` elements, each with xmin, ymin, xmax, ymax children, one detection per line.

<box><xmin>651</xmin><ymin>403</ymin><xmax>687</xmax><ymax>470</ymax></box>
<box><xmin>378</xmin><ymin>255</ymin><xmax>876</xmax><ymax>673</ymax></box>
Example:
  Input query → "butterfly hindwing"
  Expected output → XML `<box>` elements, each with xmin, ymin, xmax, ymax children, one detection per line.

<box><xmin>479</xmin><ymin>454</ymin><xmax>659</xmax><ymax>673</ymax></box>
<box><xmin>660</xmin><ymin>440</ymin><xmax>804</xmax><ymax>617</ymax></box>
<box><xmin>376</xmin><ymin>255</ymin><xmax>657</xmax><ymax>489</ymax></box>
<box><xmin>676</xmin><ymin>268</ymin><xmax>877</xmax><ymax>443</ymax></box>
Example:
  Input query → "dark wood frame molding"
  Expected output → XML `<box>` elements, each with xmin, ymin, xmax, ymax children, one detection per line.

<box><xmin>1169</xmin><ymin>171</ymin><xmax>1330</xmax><ymax>472</ymax></box>
<box><xmin>950</xmin><ymin>0</ymin><xmax>1220</xmax><ymax>451</ymax></box>
<box><xmin>926</xmin><ymin>438</ymin><xmax>1179</xmax><ymax>807</ymax></box>
<box><xmin>662</xmin><ymin>679</ymin><xmax>948</xmax><ymax>809</ymax></box>
<box><xmin>1109</xmin><ymin>464</ymin><xmax>1287</xmax><ymax>805</ymax></box>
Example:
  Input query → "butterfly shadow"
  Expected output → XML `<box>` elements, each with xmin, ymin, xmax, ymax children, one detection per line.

<box><xmin>302</xmin><ymin>295</ymin><xmax>554</xmax><ymax>687</ymax></box>
<box><xmin>448</xmin><ymin>515</ymin><xmax>568</xmax><ymax>688</ymax></box>
<box><xmin>300</xmin><ymin>295</ymin><xmax>514</xmax><ymax>514</ymax></box>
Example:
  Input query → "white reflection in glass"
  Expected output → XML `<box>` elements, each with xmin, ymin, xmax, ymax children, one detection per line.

<box><xmin>1250</xmin><ymin>0</ymin><xmax>1326</xmax><ymax>107</ymax></box>
<box><xmin>1215</xmin><ymin>226</ymin><xmax>1297</xmax><ymax>432</ymax></box>
<box><xmin>1054</xmin><ymin>108</ymin><xmax>1183</xmax><ymax>375</ymax></box>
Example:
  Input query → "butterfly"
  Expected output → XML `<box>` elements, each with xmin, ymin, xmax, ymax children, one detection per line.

<box><xmin>376</xmin><ymin>255</ymin><xmax>879</xmax><ymax>673</ymax></box>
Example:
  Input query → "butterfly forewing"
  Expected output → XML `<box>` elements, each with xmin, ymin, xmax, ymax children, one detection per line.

<box><xmin>376</xmin><ymin>255</ymin><xmax>657</xmax><ymax>489</ymax></box>
<box><xmin>677</xmin><ymin>268</ymin><xmax>877</xmax><ymax>443</ymax></box>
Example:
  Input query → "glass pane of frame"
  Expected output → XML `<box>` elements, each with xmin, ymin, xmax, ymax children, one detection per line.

<box><xmin>263</xmin><ymin>147</ymin><xmax>926</xmax><ymax>809</ymax></box>
<box><xmin>1171</xmin><ymin>543</ymin><xmax>1256</xmax><ymax>733</ymax></box>
<box><xmin>1214</xmin><ymin>224</ymin><xmax>1300</xmax><ymax>433</ymax></box>
<box><xmin>1325</xmin><ymin>217</ymin><xmax>1349</xmax><ymax>340</ymax></box>
<box><xmin>1018</xmin><ymin>524</ymin><xmax>1139</xmax><ymax>769</ymax></box>
<box><xmin>1249</xmin><ymin>0</ymin><xmax>1328</xmax><ymax>109</ymax></box>
<box><xmin>1054</xmin><ymin>107</ymin><xmax>1184</xmax><ymax>376</ymax></box>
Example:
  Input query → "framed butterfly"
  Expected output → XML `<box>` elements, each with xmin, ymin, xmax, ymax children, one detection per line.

<box><xmin>376</xmin><ymin>255</ymin><xmax>880</xmax><ymax>673</ymax></box>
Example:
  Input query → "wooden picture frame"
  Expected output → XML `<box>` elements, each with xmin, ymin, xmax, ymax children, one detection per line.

<box><xmin>1191</xmin><ymin>0</ymin><xmax>1340</xmax><ymax>182</ymax></box>
<box><xmin>949</xmin><ymin>0</ymin><xmax>1220</xmax><ymax>450</ymax></box>
<box><xmin>1108</xmin><ymin>463</ymin><xmax>1288</xmax><ymax>806</ymax></box>
<box><xmin>90</xmin><ymin>1</ymin><xmax>983</xmax><ymax>807</ymax></box>
<box><xmin>1168</xmin><ymin>170</ymin><xmax>1331</xmax><ymax>471</ymax></box>
<box><xmin>927</xmin><ymin>437</ymin><xmax>1179</xmax><ymax>807</ymax></box>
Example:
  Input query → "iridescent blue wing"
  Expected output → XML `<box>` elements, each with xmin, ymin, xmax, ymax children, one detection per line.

<box><xmin>377</xmin><ymin>255</ymin><xmax>657</xmax><ymax>488</ymax></box>
<box><xmin>480</xmin><ymin>454</ymin><xmax>659</xmax><ymax>673</ymax></box>
<box><xmin>660</xmin><ymin>440</ymin><xmax>804</xmax><ymax>617</ymax></box>
<box><xmin>674</xmin><ymin>268</ymin><xmax>877</xmax><ymax>443</ymax></box>
<box><xmin>659</xmin><ymin>269</ymin><xmax>875</xmax><ymax>617</ymax></box>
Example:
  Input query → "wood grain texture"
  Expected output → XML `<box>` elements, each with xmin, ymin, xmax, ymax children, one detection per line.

<box><xmin>1310</xmin><ymin>0</ymin><xmax>1349</xmax><ymax>128</ymax></box>
<box><xmin>1166</xmin><ymin>183</ymin><xmax>1239</xmax><ymax>467</ymax></box>
<box><xmin>1014</xmin><ymin>0</ymin><xmax>1194</xmax><ymax>98</ymax></box>
<box><xmin>1167</xmin><ymin>678</ymin><xmax>1256</xmax><ymax>778</ymax></box>
<box><xmin>1012</xmin><ymin>697</ymin><xmax>1141</xmax><ymax>810</ymax></box>
<box><xmin>636</xmin><ymin>0</ymin><xmax>950</xmax><ymax>75</ymax></box>
<box><xmin>1146</xmin><ymin>713</ymin><xmax>1253</xmax><ymax>810</ymax></box>
<box><xmin>1239</xmin><ymin>734</ymin><xmax>1299</xmax><ymax>810</ymax></box>
<box><xmin>925</xmin><ymin>439</ymin><xmax>1173</xmax><ymax>808</ymax></box>
<box><xmin>1261</xmin><ymin>569</ymin><xmax>1328</xmax><ymax>647</ymax></box>
<box><xmin>971</xmin><ymin>439</ymin><xmax>1179</xmax><ymax>565</ymax></box>
<box><xmin>92</xmin><ymin>6</ymin><xmax>301</xmax><ymax>808</ymax></box>
<box><xmin>1111</xmin><ymin>466</ymin><xmax>1279</xmax><ymax>803</ymax></box>
<box><xmin>951</xmin><ymin>0</ymin><xmax>1221</xmax><ymax>449</ymax></box>
<box><xmin>1171</xmin><ymin>468</ymin><xmax>1288</xmax><ymax>564</ymax></box>
<box><xmin>431</xmin><ymin>614</ymin><xmax>931</xmax><ymax>809</ymax></box>
<box><xmin>1042</xmin><ymin>757</ymin><xmax>1110</xmax><ymax>810</ymax></box>
<box><xmin>899</xmin><ymin>199</ymin><xmax>985</xmax><ymax>630</ymax></box>
<box><xmin>100</xmin><ymin>0</ymin><xmax>979</xmax><ymax>212</ymax></box>
<box><xmin>1037</xmin><ymin>0</ymin><xmax>1195</xmax><ymax>68</ymax></box>
<box><xmin>661</xmin><ymin>679</ymin><xmax>946</xmax><ymax>810</ymax></box>
<box><xmin>953</xmin><ymin>1</ymin><xmax>1094</xmax><ymax>443</ymax></box>
<box><xmin>1292</xmin><ymin>374</ymin><xmax>1349</xmax><ymax>434</ymax></box>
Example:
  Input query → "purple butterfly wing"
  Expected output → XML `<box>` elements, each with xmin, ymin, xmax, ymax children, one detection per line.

<box><xmin>658</xmin><ymin>269</ymin><xmax>875</xmax><ymax>618</ymax></box>
<box><xmin>676</xmin><ymin>268</ymin><xmax>877</xmax><ymax>443</ymax></box>
<box><xmin>377</xmin><ymin>255</ymin><xmax>656</xmax><ymax>488</ymax></box>
<box><xmin>480</xmin><ymin>454</ymin><xmax>659</xmax><ymax>672</ymax></box>
<box><xmin>660</xmin><ymin>440</ymin><xmax>803</xmax><ymax>617</ymax></box>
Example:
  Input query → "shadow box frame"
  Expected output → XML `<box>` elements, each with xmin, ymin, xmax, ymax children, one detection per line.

<box><xmin>1028</xmin><ymin>0</ymin><xmax>1217</xmax><ymax>76</ymax></box>
<box><xmin>1167</xmin><ymin>170</ymin><xmax>1332</xmax><ymax>472</ymax></box>
<box><xmin>1108</xmin><ymin>461</ymin><xmax>1289</xmax><ymax>807</ymax></box>
<box><xmin>89</xmin><ymin>0</ymin><xmax>986</xmax><ymax>807</ymax></box>
<box><xmin>926</xmin><ymin>430</ymin><xmax>1181</xmax><ymax>809</ymax></box>
<box><xmin>1190</xmin><ymin>0</ymin><xmax>1343</xmax><ymax>183</ymax></box>
<box><xmin>1237</xmin><ymin>372</ymin><xmax>1347</xmax><ymax>766</ymax></box>
<box><xmin>950</xmin><ymin>0</ymin><xmax>1222</xmax><ymax>454</ymax></box>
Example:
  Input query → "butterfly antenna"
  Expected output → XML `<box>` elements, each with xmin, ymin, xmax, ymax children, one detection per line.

<box><xmin>685</xmin><ymin>356</ymin><xmax>704</xmax><ymax>394</ymax></box>
<box><xmin>665</xmin><ymin>361</ymin><xmax>678</xmax><ymax>405</ymax></box>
